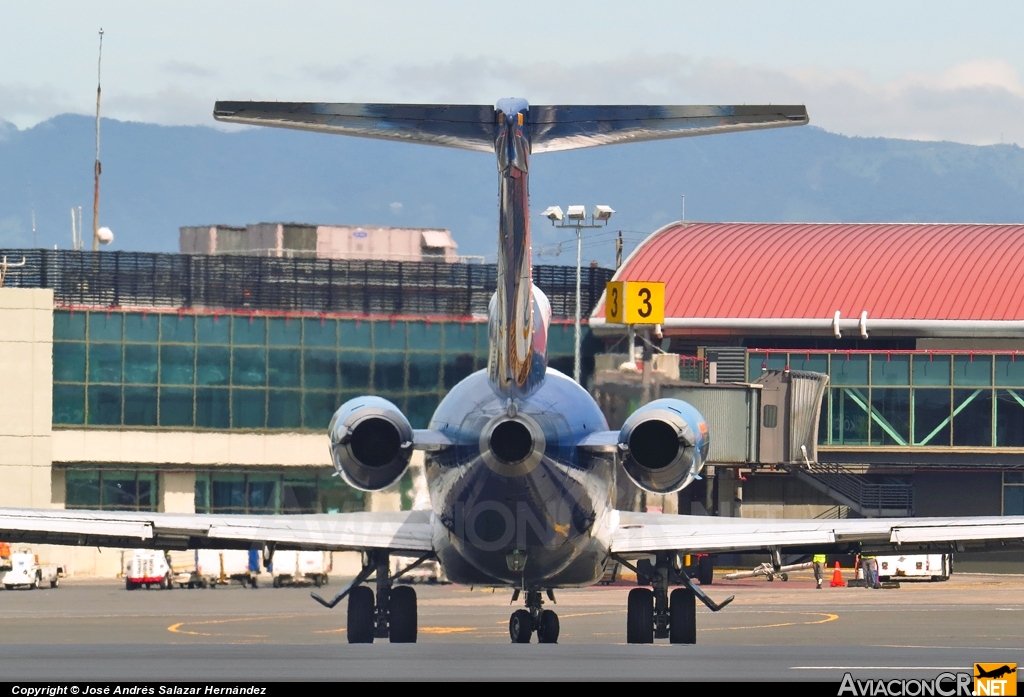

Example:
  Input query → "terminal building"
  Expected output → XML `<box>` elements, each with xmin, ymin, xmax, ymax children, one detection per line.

<box><xmin>3</xmin><ymin>220</ymin><xmax>1024</xmax><ymax>575</ymax></box>
<box><xmin>591</xmin><ymin>222</ymin><xmax>1024</xmax><ymax>551</ymax></box>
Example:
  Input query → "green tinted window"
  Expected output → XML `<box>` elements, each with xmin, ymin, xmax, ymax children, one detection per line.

<box><xmin>268</xmin><ymin>349</ymin><xmax>301</xmax><ymax>387</ymax></box>
<box><xmin>66</xmin><ymin>470</ymin><xmax>101</xmax><ymax>508</ymax></box>
<box><xmin>443</xmin><ymin>323</ymin><xmax>477</xmax><ymax>353</ymax></box>
<box><xmin>54</xmin><ymin>312</ymin><xmax>86</xmax><ymax>340</ymax></box>
<box><xmin>303</xmin><ymin>350</ymin><xmax>338</xmax><ymax>390</ymax></box>
<box><xmin>195</xmin><ymin>388</ymin><xmax>229</xmax><ymax>428</ymax></box>
<box><xmin>409</xmin><ymin>322</ymin><xmax>442</xmax><ymax>350</ymax></box>
<box><xmin>408</xmin><ymin>353</ymin><xmax>441</xmax><ymax>390</ymax></box>
<box><xmin>952</xmin><ymin>389</ymin><xmax>992</xmax><ymax>446</ymax></box>
<box><xmin>124</xmin><ymin>344</ymin><xmax>158</xmax><ymax>384</ymax></box>
<box><xmin>196</xmin><ymin>346</ymin><xmax>230</xmax><ymax>386</ymax></box>
<box><xmin>339</xmin><ymin>320</ymin><xmax>371</xmax><ymax>348</ymax></box>
<box><xmin>233</xmin><ymin>316</ymin><xmax>266</xmax><ymax>346</ymax></box>
<box><xmin>303</xmin><ymin>318</ymin><xmax>337</xmax><ymax>347</ymax></box>
<box><xmin>160</xmin><ymin>315</ymin><xmax>195</xmax><ymax>343</ymax></box>
<box><xmin>303</xmin><ymin>391</ymin><xmax>337</xmax><ymax>430</ymax></box>
<box><xmin>53</xmin><ymin>343</ymin><xmax>86</xmax><ymax>383</ymax></box>
<box><xmin>87</xmin><ymin>385</ymin><xmax>121</xmax><ymax>425</ymax></box>
<box><xmin>196</xmin><ymin>315</ymin><xmax>230</xmax><ymax>344</ymax></box>
<box><xmin>232</xmin><ymin>347</ymin><xmax>266</xmax><ymax>386</ymax></box>
<box><xmin>160</xmin><ymin>345</ymin><xmax>195</xmax><ymax>385</ymax></box>
<box><xmin>995</xmin><ymin>356</ymin><xmax>1024</xmax><ymax>387</ymax></box>
<box><xmin>232</xmin><ymin>390</ymin><xmax>265</xmax><ymax>428</ymax></box>
<box><xmin>831</xmin><ymin>355</ymin><xmax>868</xmax><ymax>385</ymax></box>
<box><xmin>373</xmin><ymin>322</ymin><xmax>406</xmax><ymax>350</ymax></box>
<box><xmin>954</xmin><ymin>356</ymin><xmax>992</xmax><ymax>387</ymax></box>
<box><xmin>88</xmin><ymin>343</ymin><xmax>122</xmax><ymax>383</ymax></box>
<box><xmin>124</xmin><ymin>314</ymin><xmax>159</xmax><ymax>343</ymax></box>
<box><xmin>871</xmin><ymin>355</ymin><xmax>910</xmax><ymax>386</ymax></box>
<box><xmin>913</xmin><ymin>355</ymin><xmax>951</xmax><ymax>386</ymax></box>
<box><xmin>913</xmin><ymin>388</ymin><xmax>952</xmax><ymax>446</ymax></box>
<box><xmin>267</xmin><ymin>390</ymin><xmax>302</xmax><ymax>429</ymax></box>
<box><xmin>374</xmin><ymin>353</ymin><xmax>406</xmax><ymax>390</ymax></box>
<box><xmin>88</xmin><ymin>313</ymin><xmax>122</xmax><ymax>342</ymax></box>
<box><xmin>443</xmin><ymin>354</ymin><xmax>475</xmax><ymax>388</ymax></box>
<box><xmin>406</xmin><ymin>394</ymin><xmax>439</xmax><ymax>429</ymax></box>
<box><xmin>790</xmin><ymin>354</ymin><xmax>828</xmax><ymax>374</ymax></box>
<box><xmin>53</xmin><ymin>385</ymin><xmax>85</xmax><ymax>424</ymax></box>
<box><xmin>159</xmin><ymin>387</ymin><xmax>194</xmax><ymax>427</ymax></box>
<box><xmin>268</xmin><ymin>318</ymin><xmax>302</xmax><ymax>346</ymax></box>
<box><xmin>997</xmin><ymin>390</ymin><xmax>1024</xmax><ymax>447</ymax></box>
<box><xmin>339</xmin><ymin>352</ymin><xmax>371</xmax><ymax>389</ymax></box>
<box><xmin>123</xmin><ymin>387</ymin><xmax>158</xmax><ymax>426</ymax></box>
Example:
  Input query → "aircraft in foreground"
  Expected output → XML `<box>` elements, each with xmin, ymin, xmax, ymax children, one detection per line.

<box><xmin>3</xmin><ymin>100</ymin><xmax>1024</xmax><ymax>645</ymax></box>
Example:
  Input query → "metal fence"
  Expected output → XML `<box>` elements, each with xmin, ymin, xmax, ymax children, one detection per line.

<box><xmin>0</xmin><ymin>250</ymin><xmax>614</xmax><ymax>319</ymax></box>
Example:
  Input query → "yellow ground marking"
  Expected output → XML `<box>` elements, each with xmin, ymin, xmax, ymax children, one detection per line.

<box><xmin>419</xmin><ymin>627</ymin><xmax>475</xmax><ymax>634</ymax></box>
<box><xmin>494</xmin><ymin>610</ymin><xmax>620</xmax><ymax>624</ymax></box>
<box><xmin>701</xmin><ymin>611</ymin><xmax>838</xmax><ymax>632</ymax></box>
<box><xmin>168</xmin><ymin>613</ymin><xmax>303</xmax><ymax>638</ymax></box>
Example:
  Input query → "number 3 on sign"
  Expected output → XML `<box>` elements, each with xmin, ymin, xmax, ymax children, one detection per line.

<box><xmin>604</xmin><ymin>281</ymin><xmax>664</xmax><ymax>325</ymax></box>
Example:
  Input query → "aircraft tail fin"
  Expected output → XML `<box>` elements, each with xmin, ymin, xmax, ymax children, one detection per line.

<box><xmin>527</xmin><ymin>104</ymin><xmax>808</xmax><ymax>153</ymax></box>
<box><xmin>213</xmin><ymin>102</ymin><xmax>499</xmax><ymax>153</ymax></box>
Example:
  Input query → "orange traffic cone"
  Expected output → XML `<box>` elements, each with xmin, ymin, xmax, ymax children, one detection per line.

<box><xmin>830</xmin><ymin>561</ymin><xmax>846</xmax><ymax>587</ymax></box>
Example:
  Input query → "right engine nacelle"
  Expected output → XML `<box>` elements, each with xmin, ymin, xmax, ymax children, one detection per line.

<box><xmin>618</xmin><ymin>398</ymin><xmax>710</xmax><ymax>495</ymax></box>
<box><xmin>328</xmin><ymin>396</ymin><xmax>414</xmax><ymax>491</ymax></box>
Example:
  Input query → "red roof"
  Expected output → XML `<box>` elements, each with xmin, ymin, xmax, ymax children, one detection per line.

<box><xmin>594</xmin><ymin>223</ymin><xmax>1024</xmax><ymax>321</ymax></box>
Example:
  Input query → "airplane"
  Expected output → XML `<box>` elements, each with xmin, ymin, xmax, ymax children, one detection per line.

<box><xmin>3</xmin><ymin>99</ymin><xmax>1024</xmax><ymax>646</ymax></box>
<box><xmin>976</xmin><ymin>666</ymin><xmax>1017</xmax><ymax>680</ymax></box>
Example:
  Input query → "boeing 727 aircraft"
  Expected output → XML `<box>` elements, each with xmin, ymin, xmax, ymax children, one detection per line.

<box><xmin>3</xmin><ymin>100</ymin><xmax>1024</xmax><ymax>645</ymax></box>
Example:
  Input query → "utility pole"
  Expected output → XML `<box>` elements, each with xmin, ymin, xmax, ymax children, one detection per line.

<box><xmin>92</xmin><ymin>28</ymin><xmax>103</xmax><ymax>252</ymax></box>
<box><xmin>615</xmin><ymin>230</ymin><xmax>623</xmax><ymax>269</ymax></box>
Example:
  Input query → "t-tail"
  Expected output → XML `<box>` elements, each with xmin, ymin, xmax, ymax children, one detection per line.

<box><xmin>213</xmin><ymin>100</ymin><xmax>808</xmax><ymax>394</ymax></box>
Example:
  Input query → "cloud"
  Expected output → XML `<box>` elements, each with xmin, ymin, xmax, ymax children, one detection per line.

<box><xmin>0</xmin><ymin>84</ymin><xmax>80</xmax><ymax>130</ymax></box>
<box><xmin>160</xmin><ymin>61</ymin><xmax>217</xmax><ymax>79</ymax></box>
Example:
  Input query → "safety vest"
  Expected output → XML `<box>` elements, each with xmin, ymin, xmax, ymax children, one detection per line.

<box><xmin>861</xmin><ymin>554</ymin><xmax>875</xmax><ymax>560</ymax></box>
<box><xmin>813</xmin><ymin>554</ymin><xmax>826</xmax><ymax>564</ymax></box>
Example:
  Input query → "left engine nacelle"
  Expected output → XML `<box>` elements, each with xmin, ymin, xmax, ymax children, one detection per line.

<box><xmin>329</xmin><ymin>396</ymin><xmax>414</xmax><ymax>491</ymax></box>
<box><xmin>618</xmin><ymin>398</ymin><xmax>710</xmax><ymax>495</ymax></box>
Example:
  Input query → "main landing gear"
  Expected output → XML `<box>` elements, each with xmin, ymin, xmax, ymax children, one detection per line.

<box><xmin>508</xmin><ymin>589</ymin><xmax>559</xmax><ymax>644</ymax></box>
<box><xmin>614</xmin><ymin>552</ymin><xmax>734</xmax><ymax>645</ymax></box>
<box><xmin>311</xmin><ymin>550</ymin><xmax>433</xmax><ymax>644</ymax></box>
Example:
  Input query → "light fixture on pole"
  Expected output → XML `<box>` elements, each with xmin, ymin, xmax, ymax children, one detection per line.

<box><xmin>542</xmin><ymin>204</ymin><xmax>614</xmax><ymax>384</ymax></box>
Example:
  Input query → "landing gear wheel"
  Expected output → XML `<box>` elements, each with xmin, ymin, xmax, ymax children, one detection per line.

<box><xmin>698</xmin><ymin>556</ymin><xmax>714</xmax><ymax>585</ymax></box>
<box><xmin>626</xmin><ymin>587</ymin><xmax>654</xmax><ymax>644</ymax></box>
<box><xmin>272</xmin><ymin>576</ymin><xmax>282</xmax><ymax>589</ymax></box>
<box><xmin>669</xmin><ymin>587</ymin><xmax>696</xmax><ymax>645</ymax></box>
<box><xmin>389</xmin><ymin>586</ymin><xmax>418</xmax><ymax>643</ymax></box>
<box><xmin>509</xmin><ymin>609</ymin><xmax>533</xmax><ymax>643</ymax></box>
<box><xmin>536</xmin><ymin>609</ymin><xmax>559</xmax><ymax>644</ymax></box>
<box><xmin>347</xmin><ymin>586</ymin><xmax>375</xmax><ymax>644</ymax></box>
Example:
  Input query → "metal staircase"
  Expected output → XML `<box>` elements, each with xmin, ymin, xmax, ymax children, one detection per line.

<box><xmin>787</xmin><ymin>463</ymin><xmax>914</xmax><ymax>517</ymax></box>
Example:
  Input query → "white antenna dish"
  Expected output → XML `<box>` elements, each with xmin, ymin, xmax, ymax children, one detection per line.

<box><xmin>97</xmin><ymin>227</ymin><xmax>114</xmax><ymax>245</ymax></box>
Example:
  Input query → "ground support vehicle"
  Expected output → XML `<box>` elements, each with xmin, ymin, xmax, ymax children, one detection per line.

<box><xmin>390</xmin><ymin>554</ymin><xmax>446</xmax><ymax>585</ymax></box>
<box><xmin>270</xmin><ymin>551</ymin><xmax>332</xmax><ymax>588</ymax></box>
<box><xmin>877</xmin><ymin>553</ymin><xmax>952</xmax><ymax>582</ymax></box>
<box><xmin>2</xmin><ymin>550</ymin><xmax>63</xmax><ymax>589</ymax></box>
<box><xmin>198</xmin><ymin>549</ymin><xmax>261</xmax><ymax>588</ymax></box>
<box><xmin>124</xmin><ymin>550</ymin><xmax>203</xmax><ymax>589</ymax></box>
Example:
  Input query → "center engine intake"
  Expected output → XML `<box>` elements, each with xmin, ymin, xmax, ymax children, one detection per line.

<box><xmin>618</xmin><ymin>398</ymin><xmax>709</xmax><ymax>494</ymax></box>
<box><xmin>329</xmin><ymin>396</ymin><xmax>414</xmax><ymax>491</ymax></box>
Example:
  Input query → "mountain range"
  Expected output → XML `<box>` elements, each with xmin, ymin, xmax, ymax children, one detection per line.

<box><xmin>2</xmin><ymin>114</ymin><xmax>1024</xmax><ymax>267</ymax></box>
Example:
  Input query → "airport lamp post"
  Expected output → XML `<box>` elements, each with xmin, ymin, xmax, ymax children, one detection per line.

<box><xmin>540</xmin><ymin>205</ymin><xmax>615</xmax><ymax>383</ymax></box>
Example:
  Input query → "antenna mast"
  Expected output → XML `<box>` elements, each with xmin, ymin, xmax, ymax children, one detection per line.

<box><xmin>91</xmin><ymin>28</ymin><xmax>103</xmax><ymax>252</ymax></box>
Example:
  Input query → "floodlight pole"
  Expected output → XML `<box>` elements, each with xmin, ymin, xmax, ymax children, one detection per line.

<box><xmin>92</xmin><ymin>28</ymin><xmax>103</xmax><ymax>252</ymax></box>
<box><xmin>549</xmin><ymin>212</ymin><xmax>609</xmax><ymax>384</ymax></box>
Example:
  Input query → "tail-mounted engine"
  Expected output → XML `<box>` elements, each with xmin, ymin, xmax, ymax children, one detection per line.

<box><xmin>618</xmin><ymin>398</ymin><xmax>709</xmax><ymax>494</ymax></box>
<box><xmin>329</xmin><ymin>396</ymin><xmax>413</xmax><ymax>491</ymax></box>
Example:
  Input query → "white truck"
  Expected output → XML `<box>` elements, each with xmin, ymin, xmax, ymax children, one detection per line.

<box><xmin>877</xmin><ymin>553</ymin><xmax>952</xmax><ymax>582</ymax></box>
<box><xmin>2</xmin><ymin>550</ymin><xmax>63</xmax><ymax>590</ymax></box>
<box><xmin>124</xmin><ymin>550</ymin><xmax>202</xmax><ymax>590</ymax></box>
<box><xmin>270</xmin><ymin>550</ymin><xmax>332</xmax><ymax>588</ymax></box>
<box><xmin>197</xmin><ymin>549</ymin><xmax>260</xmax><ymax>588</ymax></box>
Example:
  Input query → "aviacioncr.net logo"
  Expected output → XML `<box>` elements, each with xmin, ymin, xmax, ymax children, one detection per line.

<box><xmin>838</xmin><ymin>672</ymin><xmax>974</xmax><ymax>696</ymax></box>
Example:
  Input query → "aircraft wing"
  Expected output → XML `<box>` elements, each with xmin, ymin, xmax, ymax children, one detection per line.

<box><xmin>610</xmin><ymin>511</ymin><xmax>1024</xmax><ymax>556</ymax></box>
<box><xmin>528</xmin><ymin>104</ymin><xmax>809</xmax><ymax>153</ymax></box>
<box><xmin>0</xmin><ymin>508</ymin><xmax>434</xmax><ymax>554</ymax></box>
<box><xmin>213</xmin><ymin>101</ymin><xmax>497</xmax><ymax>152</ymax></box>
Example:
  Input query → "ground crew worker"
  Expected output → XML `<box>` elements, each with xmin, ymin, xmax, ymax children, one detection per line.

<box><xmin>862</xmin><ymin>553</ymin><xmax>880</xmax><ymax>589</ymax></box>
<box><xmin>813</xmin><ymin>553</ymin><xmax>826</xmax><ymax>588</ymax></box>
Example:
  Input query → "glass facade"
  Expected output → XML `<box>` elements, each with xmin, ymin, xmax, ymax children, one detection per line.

<box><xmin>193</xmin><ymin>469</ymin><xmax>369</xmax><ymax>514</ymax></box>
<box><xmin>53</xmin><ymin>310</ymin><xmax>583</xmax><ymax>431</ymax></box>
<box><xmin>1005</xmin><ymin>471</ymin><xmax>1024</xmax><ymax>515</ymax></box>
<box><xmin>64</xmin><ymin>468</ymin><xmax>158</xmax><ymax>511</ymax></box>
<box><xmin>749</xmin><ymin>351</ymin><xmax>1024</xmax><ymax>449</ymax></box>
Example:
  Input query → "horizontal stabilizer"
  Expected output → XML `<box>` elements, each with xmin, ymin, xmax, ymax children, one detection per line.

<box><xmin>214</xmin><ymin>101</ymin><xmax>808</xmax><ymax>154</ymax></box>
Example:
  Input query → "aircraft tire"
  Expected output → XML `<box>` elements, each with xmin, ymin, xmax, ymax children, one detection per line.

<box><xmin>537</xmin><ymin>609</ymin><xmax>559</xmax><ymax>644</ymax></box>
<box><xmin>509</xmin><ymin>609</ymin><xmax>533</xmax><ymax>643</ymax></box>
<box><xmin>389</xmin><ymin>586</ymin><xmax>417</xmax><ymax>643</ymax></box>
<box><xmin>698</xmin><ymin>556</ymin><xmax>714</xmax><ymax>585</ymax></box>
<box><xmin>347</xmin><ymin>586</ymin><xmax>375</xmax><ymax>644</ymax></box>
<box><xmin>669</xmin><ymin>588</ymin><xmax>696</xmax><ymax>645</ymax></box>
<box><xmin>626</xmin><ymin>588</ymin><xmax>654</xmax><ymax>644</ymax></box>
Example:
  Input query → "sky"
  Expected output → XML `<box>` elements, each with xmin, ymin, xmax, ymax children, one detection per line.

<box><xmin>3</xmin><ymin>1</ymin><xmax>1024</xmax><ymax>145</ymax></box>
